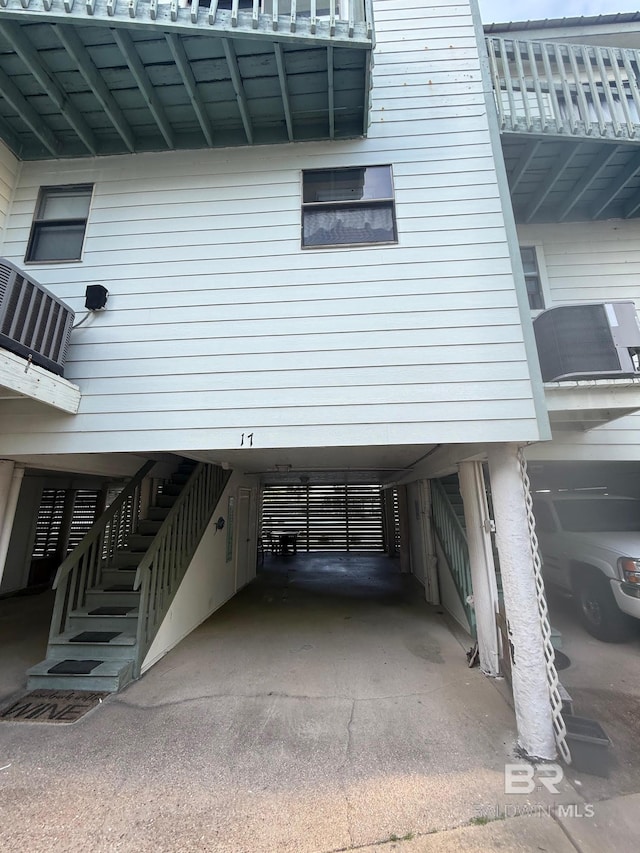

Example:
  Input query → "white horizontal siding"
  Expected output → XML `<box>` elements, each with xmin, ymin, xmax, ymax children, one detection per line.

<box><xmin>0</xmin><ymin>0</ymin><xmax>543</xmax><ymax>456</ymax></box>
<box><xmin>519</xmin><ymin>220</ymin><xmax>640</xmax><ymax>461</ymax></box>
<box><xmin>0</xmin><ymin>141</ymin><xmax>19</xmax><ymax>247</ymax></box>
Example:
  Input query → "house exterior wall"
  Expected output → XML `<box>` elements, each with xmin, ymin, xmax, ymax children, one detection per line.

<box><xmin>518</xmin><ymin>220</ymin><xmax>640</xmax><ymax>461</ymax></box>
<box><xmin>0</xmin><ymin>140</ymin><xmax>19</xmax><ymax>245</ymax></box>
<box><xmin>0</xmin><ymin>0</ymin><xmax>546</xmax><ymax>458</ymax></box>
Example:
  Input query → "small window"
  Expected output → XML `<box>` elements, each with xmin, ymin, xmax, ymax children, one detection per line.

<box><xmin>520</xmin><ymin>246</ymin><xmax>545</xmax><ymax>311</ymax></box>
<box><xmin>302</xmin><ymin>166</ymin><xmax>397</xmax><ymax>248</ymax></box>
<box><xmin>25</xmin><ymin>184</ymin><xmax>93</xmax><ymax>263</ymax></box>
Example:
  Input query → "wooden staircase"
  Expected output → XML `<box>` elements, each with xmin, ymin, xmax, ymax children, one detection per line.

<box><xmin>27</xmin><ymin>458</ymin><xmax>229</xmax><ymax>693</ymax></box>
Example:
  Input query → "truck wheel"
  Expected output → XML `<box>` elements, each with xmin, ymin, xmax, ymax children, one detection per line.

<box><xmin>577</xmin><ymin>575</ymin><xmax>635</xmax><ymax>642</ymax></box>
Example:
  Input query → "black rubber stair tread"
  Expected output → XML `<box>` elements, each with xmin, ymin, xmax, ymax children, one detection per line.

<box><xmin>88</xmin><ymin>606</ymin><xmax>135</xmax><ymax>616</ymax></box>
<box><xmin>104</xmin><ymin>585</ymin><xmax>135</xmax><ymax>592</ymax></box>
<box><xmin>47</xmin><ymin>660</ymin><xmax>103</xmax><ymax>675</ymax></box>
<box><xmin>69</xmin><ymin>631</ymin><xmax>121</xmax><ymax>643</ymax></box>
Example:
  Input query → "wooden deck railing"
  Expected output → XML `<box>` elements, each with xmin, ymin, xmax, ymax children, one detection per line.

<box><xmin>430</xmin><ymin>478</ymin><xmax>476</xmax><ymax>636</ymax></box>
<box><xmin>0</xmin><ymin>0</ymin><xmax>374</xmax><ymax>42</ymax></box>
<box><xmin>486</xmin><ymin>36</ymin><xmax>640</xmax><ymax>142</ymax></box>
<box><xmin>49</xmin><ymin>459</ymin><xmax>156</xmax><ymax>640</ymax></box>
<box><xmin>133</xmin><ymin>462</ymin><xmax>231</xmax><ymax>674</ymax></box>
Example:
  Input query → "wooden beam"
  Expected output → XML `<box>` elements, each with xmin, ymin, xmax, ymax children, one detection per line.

<box><xmin>523</xmin><ymin>143</ymin><xmax>581</xmax><ymax>223</ymax></box>
<box><xmin>0</xmin><ymin>66</ymin><xmax>59</xmax><ymax>156</ymax></box>
<box><xmin>558</xmin><ymin>145</ymin><xmax>620</xmax><ymax>221</ymax></box>
<box><xmin>327</xmin><ymin>45</ymin><xmax>334</xmax><ymax>139</ymax></box>
<box><xmin>222</xmin><ymin>38</ymin><xmax>253</xmax><ymax>145</ymax></box>
<box><xmin>166</xmin><ymin>33</ymin><xmax>214</xmax><ymax>147</ymax></box>
<box><xmin>0</xmin><ymin>115</ymin><xmax>23</xmax><ymax>158</ymax></box>
<box><xmin>0</xmin><ymin>20</ymin><xmax>97</xmax><ymax>154</ymax></box>
<box><xmin>274</xmin><ymin>42</ymin><xmax>293</xmax><ymax>142</ymax></box>
<box><xmin>54</xmin><ymin>24</ymin><xmax>136</xmax><ymax>153</ymax></box>
<box><xmin>0</xmin><ymin>348</ymin><xmax>81</xmax><ymax>414</ymax></box>
<box><xmin>113</xmin><ymin>28</ymin><xmax>175</xmax><ymax>148</ymax></box>
<box><xmin>590</xmin><ymin>150</ymin><xmax>640</xmax><ymax>219</ymax></box>
<box><xmin>508</xmin><ymin>139</ymin><xmax>541</xmax><ymax>193</ymax></box>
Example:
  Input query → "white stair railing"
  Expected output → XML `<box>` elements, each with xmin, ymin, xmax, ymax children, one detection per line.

<box><xmin>49</xmin><ymin>459</ymin><xmax>156</xmax><ymax>641</ymax></box>
<box><xmin>133</xmin><ymin>462</ymin><xmax>231</xmax><ymax>674</ymax></box>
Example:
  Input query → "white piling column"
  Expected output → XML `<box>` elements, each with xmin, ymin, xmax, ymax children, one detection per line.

<box><xmin>487</xmin><ymin>443</ymin><xmax>556</xmax><ymax>760</ymax></box>
<box><xmin>458</xmin><ymin>461</ymin><xmax>500</xmax><ymax>676</ymax></box>
<box><xmin>0</xmin><ymin>463</ymin><xmax>25</xmax><ymax>588</ymax></box>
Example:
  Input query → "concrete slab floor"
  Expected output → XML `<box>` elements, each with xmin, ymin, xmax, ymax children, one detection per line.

<box><xmin>0</xmin><ymin>555</ymin><xmax>611</xmax><ymax>852</ymax></box>
<box><xmin>546</xmin><ymin>588</ymin><xmax>640</xmax><ymax>802</ymax></box>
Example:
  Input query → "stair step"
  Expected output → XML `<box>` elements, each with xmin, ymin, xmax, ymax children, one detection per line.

<box><xmin>101</xmin><ymin>569</ymin><xmax>137</xmax><ymax>586</ymax></box>
<box><xmin>109</xmin><ymin>551</ymin><xmax>145</xmax><ymax>570</ymax></box>
<box><xmin>27</xmin><ymin>658</ymin><xmax>135</xmax><ymax>692</ymax></box>
<box><xmin>126</xmin><ymin>534</ymin><xmax>155</xmax><ymax>552</ymax></box>
<box><xmin>161</xmin><ymin>482</ymin><xmax>183</xmax><ymax>496</ymax></box>
<box><xmin>86</xmin><ymin>588</ymin><xmax>140</xmax><ymax>608</ymax></box>
<box><xmin>170</xmin><ymin>472</ymin><xmax>191</xmax><ymax>485</ymax></box>
<box><xmin>147</xmin><ymin>506</ymin><xmax>170</xmax><ymax>522</ymax></box>
<box><xmin>155</xmin><ymin>494</ymin><xmax>178</xmax><ymax>508</ymax></box>
<box><xmin>137</xmin><ymin>519</ymin><xmax>163</xmax><ymax>536</ymax></box>
<box><xmin>67</xmin><ymin>608</ymin><xmax>139</xmax><ymax>632</ymax></box>
<box><xmin>49</xmin><ymin>631</ymin><xmax>136</xmax><ymax>660</ymax></box>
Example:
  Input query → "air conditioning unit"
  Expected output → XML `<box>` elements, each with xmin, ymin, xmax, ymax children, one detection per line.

<box><xmin>533</xmin><ymin>301</ymin><xmax>640</xmax><ymax>382</ymax></box>
<box><xmin>0</xmin><ymin>258</ymin><xmax>75</xmax><ymax>376</ymax></box>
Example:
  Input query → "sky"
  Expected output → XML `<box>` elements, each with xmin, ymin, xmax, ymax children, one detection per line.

<box><xmin>477</xmin><ymin>0</ymin><xmax>640</xmax><ymax>24</ymax></box>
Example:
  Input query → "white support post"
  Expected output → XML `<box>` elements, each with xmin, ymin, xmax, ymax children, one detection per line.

<box><xmin>0</xmin><ymin>463</ymin><xmax>25</xmax><ymax>588</ymax></box>
<box><xmin>487</xmin><ymin>443</ymin><xmax>556</xmax><ymax>761</ymax></box>
<box><xmin>458</xmin><ymin>461</ymin><xmax>500</xmax><ymax>676</ymax></box>
<box><xmin>420</xmin><ymin>480</ymin><xmax>440</xmax><ymax>605</ymax></box>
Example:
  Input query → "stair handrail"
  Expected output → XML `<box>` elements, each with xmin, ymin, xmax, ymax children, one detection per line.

<box><xmin>133</xmin><ymin>462</ymin><xmax>231</xmax><ymax>673</ymax></box>
<box><xmin>48</xmin><ymin>458</ymin><xmax>157</xmax><ymax>644</ymax></box>
<box><xmin>52</xmin><ymin>459</ymin><xmax>156</xmax><ymax>590</ymax></box>
<box><xmin>431</xmin><ymin>478</ymin><xmax>476</xmax><ymax>635</ymax></box>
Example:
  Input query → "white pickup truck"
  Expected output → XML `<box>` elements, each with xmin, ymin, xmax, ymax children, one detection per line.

<box><xmin>532</xmin><ymin>493</ymin><xmax>640</xmax><ymax>642</ymax></box>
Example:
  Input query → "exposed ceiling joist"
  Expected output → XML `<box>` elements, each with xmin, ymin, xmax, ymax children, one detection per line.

<box><xmin>523</xmin><ymin>143</ymin><xmax>582</xmax><ymax>223</ymax></box>
<box><xmin>509</xmin><ymin>139</ymin><xmax>541</xmax><ymax>193</ymax></box>
<box><xmin>0</xmin><ymin>20</ymin><xmax>97</xmax><ymax>154</ymax></box>
<box><xmin>589</xmin><ymin>149</ymin><xmax>640</xmax><ymax>219</ymax></box>
<box><xmin>54</xmin><ymin>23</ymin><xmax>136</xmax><ymax>153</ymax></box>
<box><xmin>274</xmin><ymin>42</ymin><xmax>293</xmax><ymax>142</ymax></box>
<box><xmin>327</xmin><ymin>44</ymin><xmax>335</xmax><ymax>139</ymax></box>
<box><xmin>113</xmin><ymin>27</ymin><xmax>175</xmax><ymax>148</ymax></box>
<box><xmin>165</xmin><ymin>32</ymin><xmax>215</xmax><ymax>147</ymax></box>
<box><xmin>0</xmin><ymin>65</ymin><xmax>59</xmax><ymax>156</ymax></box>
<box><xmin>222</xmin><ymin>37</ymin><xmax>253</xmax><ymax>145</ymax></box>
<box><xmin>557</xmin><ymin>145</ymin><xmax>620</xmax><ymax>221</ymax></box>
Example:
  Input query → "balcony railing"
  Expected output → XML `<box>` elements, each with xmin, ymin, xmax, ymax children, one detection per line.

<box><xmin>0</xmin><ymin>0</ymin><xmax>373</xmax><ymax>42</ymax></box>
<box><xmin>486</xmin><ymin>36</ymin><xmax>640</xmax><ymax>143</ymax></box>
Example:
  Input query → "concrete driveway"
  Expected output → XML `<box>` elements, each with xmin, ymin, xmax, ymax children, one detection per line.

<box><xmin>0</xmin><ymin>555</ymin><xmax>601</xmax><ymax>852</ymax></box>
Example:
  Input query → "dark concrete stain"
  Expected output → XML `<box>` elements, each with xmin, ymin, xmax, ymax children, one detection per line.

<box><xmin>402</xmin><ymin>634</ymin><xmax>444</xmax><ymax>664</ymax></box>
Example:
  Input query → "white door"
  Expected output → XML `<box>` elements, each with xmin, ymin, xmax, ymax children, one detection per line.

<box><xmin>235</xmin><ymin>488</ymin><xmax>254</xmax><ymax>590</ymax></box>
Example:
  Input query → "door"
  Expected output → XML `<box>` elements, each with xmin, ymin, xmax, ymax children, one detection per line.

<box><xmin>235</xmin><ymin>487</ymin><xmax>254</xmax><ymax>590</ymax></box>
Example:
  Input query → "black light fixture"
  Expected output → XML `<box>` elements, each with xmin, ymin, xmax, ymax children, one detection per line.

<box><xmin>85</xmin><ymin>284</ymin><xmax>109</xmax><ymax>310</ymax></box>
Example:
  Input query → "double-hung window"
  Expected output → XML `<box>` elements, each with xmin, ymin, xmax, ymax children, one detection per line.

<box><xmin>25</xmin><ymin>184</ymin><xmax>93</xmax><ymax>263</ymax></box>
<box><xmin>302</xmin><ymin>166</ymin><xmax>397</xmax><ymax>248</ymax></box>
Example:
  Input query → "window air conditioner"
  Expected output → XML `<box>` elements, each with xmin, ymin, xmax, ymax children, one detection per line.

<box><xmin>0</xmin><ymin>258</ymin><xmax>75</xmax><ymax>376</ymax></box>
<box><xmin>533</xmin><ymin>301</ymin><xmax>640</xmax><ymax>382</ymax></box>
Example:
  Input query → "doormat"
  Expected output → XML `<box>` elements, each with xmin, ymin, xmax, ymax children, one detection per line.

<box><xmin>0</xmin><ymin>689</ymin><xmax>108</xmax><ymax>724</ymax></box>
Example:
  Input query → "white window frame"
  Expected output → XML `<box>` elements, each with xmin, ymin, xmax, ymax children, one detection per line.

<box><xmin>520</xmin><ymin>244</ymin><xmax>552</xmax><ymax>315</ymax></box>
<box><xmin>25</xmin><ymin>183</ymin><xmax>93</xmax><ymax>264</ymax></box>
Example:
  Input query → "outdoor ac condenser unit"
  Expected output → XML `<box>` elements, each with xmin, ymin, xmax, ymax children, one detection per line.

<box><xmin>533</xmin><ymin>301</ymin><xmax>640</xmax><ymax>382</ymax></box>
<box><xmin>0</xmin><ymin>258</ymin><xmax>75</xmax><ymax>376</ymax></box>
